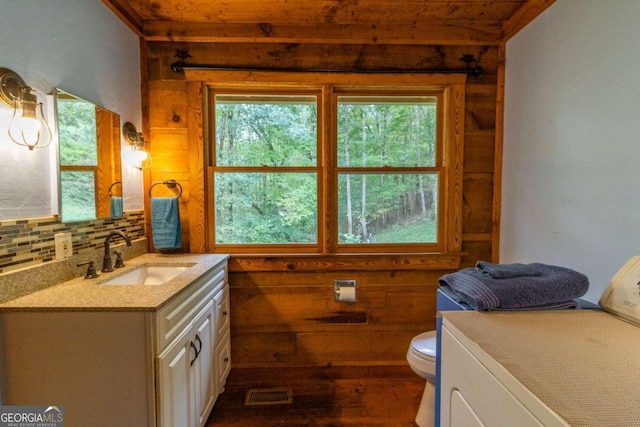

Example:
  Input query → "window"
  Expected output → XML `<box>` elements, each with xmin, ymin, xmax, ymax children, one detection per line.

<box><xmin>212</xmin><ymin>93</ymin><xmax>320</xmax><ymax>248</ymax></box>
<box><xmin>207</xmin><ymin>76</ymin><xmax>464</xmax><ymax>255</ymax></box>
<box><xmin>336</xmin><ymin>94</ymin><xmax>442</xmax><ymax>247</ymax></box>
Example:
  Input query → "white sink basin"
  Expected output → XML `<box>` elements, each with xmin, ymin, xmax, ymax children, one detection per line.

<box><xmin>99</xmin><ymin>264</ymin><xmax>195</xmax><ymax>286</ymax></box>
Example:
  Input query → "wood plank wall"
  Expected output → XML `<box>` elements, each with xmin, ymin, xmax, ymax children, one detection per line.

<box><xmin>145</xmin><ymin>42</ymin><xmax>498</xmax><ymax>368</ymax></box>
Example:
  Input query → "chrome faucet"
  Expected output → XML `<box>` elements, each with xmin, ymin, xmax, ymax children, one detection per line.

<box><xmin>102</xmin><ymin>231</ymin><xmax>132</xmax><ymax>272</ymax></box>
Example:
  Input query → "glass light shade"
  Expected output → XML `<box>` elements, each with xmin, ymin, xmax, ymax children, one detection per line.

<box><xmin>8</xmin><ymin>87</ymin><xmax>52</xmax><ymax>150</ymax></box>
<box><xmin>129</xmin><ymin>135</ymin><xmax>152</xmax><ymax>170</ymax></box>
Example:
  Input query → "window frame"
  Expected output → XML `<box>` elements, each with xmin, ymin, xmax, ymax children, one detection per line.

<box><xmin>204</xmin><ymin>73</ymin><xmax>465</xmax><ymax>256</ymax></box>
<box><xmin>207</xmin><ymin>87</ymin><xmax>325</xmax><ymax>254</ymax></box>
<box><xmin>331</xmin><ymin>89</ymin><xmax>445</xmax><ymax>253</ymax></box>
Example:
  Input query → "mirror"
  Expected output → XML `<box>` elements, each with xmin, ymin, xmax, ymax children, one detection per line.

<box><xmin>55</xmin><ymin>89</ymin><xmax>122</xmax><ymax>221</ymax></box>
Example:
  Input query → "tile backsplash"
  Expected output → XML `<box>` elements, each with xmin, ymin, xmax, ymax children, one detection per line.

<box><xmin>0</xmin><ymin>211</ymin><xmax>146</xmax><ymax>274</ymax></box>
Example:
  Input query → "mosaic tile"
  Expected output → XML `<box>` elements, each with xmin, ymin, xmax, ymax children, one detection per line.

<box><xmin>0</xmin><ymin>211</ymin><xmax>146</xmax><ymax>273</ymax></box>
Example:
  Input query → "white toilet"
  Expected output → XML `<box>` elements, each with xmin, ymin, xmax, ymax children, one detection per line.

<box><xmin>406</xmin><ymin>330</ymin><xmax>438</xmax><ymax>427</ymax></box>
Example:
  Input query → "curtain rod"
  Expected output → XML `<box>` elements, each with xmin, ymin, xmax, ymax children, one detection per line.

<box><xmin>170</xmin><ymin>49</ymin><xmax>484</xmax><ymax>76</ymax></box>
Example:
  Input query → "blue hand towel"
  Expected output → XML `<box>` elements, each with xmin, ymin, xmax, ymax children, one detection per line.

<box><xmin>151</xmin><ymin>196</ymin><xmax>181</xmax><ymax>250</ymax></box>
<box><xmin>110</xmin><ymin>196</ymin><xmax>123</xmax><ymax>218</ymax></box>
<box><xmin>438</xmin><ymin>263</ymin><xmax>589</xmax><ymax>311</ymax></box>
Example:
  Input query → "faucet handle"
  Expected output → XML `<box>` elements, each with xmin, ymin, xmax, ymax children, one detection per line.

<box><xmin>77</xmin><ymin>261</ymin><xmax>99</xmax><ymax>279</ymax></box>
<box><xmin>114</xmin><ymin>251</ymin><xmax>125</xmax><ymax>268</ymax></box>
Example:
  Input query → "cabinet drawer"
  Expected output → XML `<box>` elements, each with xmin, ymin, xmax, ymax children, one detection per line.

<box><xmin>214</xmin><ymin>284</ymin><xmax>230</xmax><ymax>338</ymax></box>
<box><xmin>156</xmin><ymin>266</ymin><xmax>226</xmax><ymax>352</ymax></box>
<box><xmin>216</xmin><ymin>331</ymin><xmax>231</xmax><ymax>391</ymax></box>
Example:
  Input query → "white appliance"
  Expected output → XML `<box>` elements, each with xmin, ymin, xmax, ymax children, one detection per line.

<box><xmin>598</xmin><ymin>255</ymin><xmax>640</xmax><ymax>325</ymax></box>
<box><xmin>439</xmin><ymin>257</ymin><xmax>640</xmax><ymax>427</ymax></box>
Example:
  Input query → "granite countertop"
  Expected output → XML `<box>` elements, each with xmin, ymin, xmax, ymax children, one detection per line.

<box><xmin>0</xmin><ymin>253</ymin><xmax>229</xmax><ymax>313</ymax></box>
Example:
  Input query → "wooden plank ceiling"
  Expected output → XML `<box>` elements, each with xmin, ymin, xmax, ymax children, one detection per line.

<box><xmin>103</xmin><ymin>0</ymin><xmax>554</xmax><ymax>45</ymax></box>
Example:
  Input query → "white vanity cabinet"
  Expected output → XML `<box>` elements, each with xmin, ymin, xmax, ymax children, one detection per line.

<box><xmin>156</xmin><ymin>264</ymin><xmax>229</xmax><ymax>427</ymax></box>
<box><xmin>157</xmin><ymin>300</ymin><xmax>216</xmax><ymax>427</ymax></box>
<box><xmin>0</xmin><ymin>255</ymin><xmax>230</xmax><ymax>427</ymax></box>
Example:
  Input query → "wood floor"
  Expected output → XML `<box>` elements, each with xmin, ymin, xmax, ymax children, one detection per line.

<box><xmin>206</xmin><ymin>365</ymin><xmax>424</xmax><ymax>426</ymax></box>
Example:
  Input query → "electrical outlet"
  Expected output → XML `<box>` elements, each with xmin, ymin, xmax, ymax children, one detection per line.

<box><xmin>54</xmin><ymin>232</ymin><xmax>73</xmax><ymax>260</ymax></box>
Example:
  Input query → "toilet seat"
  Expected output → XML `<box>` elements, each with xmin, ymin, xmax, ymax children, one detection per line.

<box><xmin>411</xmin><ymin>330</ymin><xmax>437</xmax><ymax>359</ymax></box>
<box><xmin>407</xmin><ymin>330</ymin><xmax>437</xmax><ymax>380</ymax></box>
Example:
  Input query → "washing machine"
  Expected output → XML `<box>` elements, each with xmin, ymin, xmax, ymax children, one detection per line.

<box><xmin>433</xmin><ymin>288</ymin><xmax>599</xmax><ymax>426</ymax></box>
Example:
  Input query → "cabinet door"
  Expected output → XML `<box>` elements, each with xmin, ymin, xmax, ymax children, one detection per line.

<box><xmin>193</xmin><ymin>300</ymin><xmax>217</xmax><ymax>427</ymax></box>
<box><xmin>214</xmin><ymin>285</ymin><xmax>231</xmax><ymax>393</ymax></box>
<box><xmin>214</xmin><ymin>284</ymin><xmax>230</xmax><ymax>340</ymax></box>
<box><xmin>216</xmin><ymin>330</ymin><xmax>232</xmax><ymax>391</ymax></box>
<box><xmin>157</xmin><ymin>326</ymin><xmax>196</xmax><ymax>427</ymax></box>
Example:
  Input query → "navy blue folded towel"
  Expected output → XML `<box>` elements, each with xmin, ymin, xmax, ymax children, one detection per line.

<box><xmin>438</xmin><ymin>262</ymin><xmax>589</xmax><ymax>311</ymax></box>
<box><xmin>151</xmin><ymin>196</ymin><xmax>181</xmax><ymax>250</ymax></box>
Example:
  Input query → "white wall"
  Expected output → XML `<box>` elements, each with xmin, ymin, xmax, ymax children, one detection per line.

<box><xmin>0</xmin><ymin>0</ymin><xmax>143</xmax><ymax>218</ymax></box>
<box><xmin>502</xmin><ymin>0</ymin><xmax>640</xmax><ymax>302</ymax></box>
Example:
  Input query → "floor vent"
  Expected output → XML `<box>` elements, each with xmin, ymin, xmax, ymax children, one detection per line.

<box><xmin>244</xmin><ymin>388</ymin><xmax>293</xmax><ymax>406</ymax></box>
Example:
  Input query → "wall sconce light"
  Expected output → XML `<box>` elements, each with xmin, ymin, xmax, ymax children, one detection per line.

<box><xmin>0</xmin><ymin>67</ymin><xmax>52</xmax><ymax>150</ymax></box>
<box><xmin>123</xmin><ymin>121</ymin><xmax>152</xmax><ymax>170</ymax></box>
